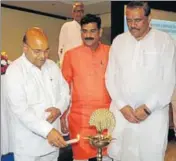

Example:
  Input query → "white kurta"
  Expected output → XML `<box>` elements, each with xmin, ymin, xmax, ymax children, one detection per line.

<box><xmin>1</xmin><ymin>75</ymin><xmax>11</xmax><ymax>155</ymax></box>
<box><xmin>5</xmin><ymin>54</ymin><xmax>70</xmax><ymax>156</ymax></box>
<box><xmin>105</xmin><ymin>29</ymin><xmax>176</xmax><ymax>161</ymax></box>
<box><xmin>58</xmin><ymin>20</ymin><xmax>82</xmax><ymax>65</ymax></box>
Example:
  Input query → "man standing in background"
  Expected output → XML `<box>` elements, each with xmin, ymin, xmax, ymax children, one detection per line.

<box><xmin>106</xmin><ymin>1</ymin><xmax>176</xmax><ymax>161</ymax></box>
<box><xmin>58</xmin><ymin>2</ymin><xmax>84</xmax><ymax>66</ymax></box>
<box><xmin>5</xmin><ymin>27</ymin><xmax>70</xmax><ymax>161</ymax></box>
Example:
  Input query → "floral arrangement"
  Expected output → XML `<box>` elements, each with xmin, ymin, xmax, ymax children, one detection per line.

<box><xmin>1</xmin><ymin>52</ymin><xmax>10</xmax><ymax>75</ymax></box>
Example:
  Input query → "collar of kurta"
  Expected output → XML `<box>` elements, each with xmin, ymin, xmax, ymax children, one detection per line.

<box><xmin>21</xmin><ymin>53</ymin><xmax>47</xmax><ymax>73</ymax></box>
<box><xmin>73</xmin><ymin>20</ymin><xmax>80</xmax><ymax>26</ymax></box>
<box><xmin>82</xmin><ymin>42</ymin><xmax>102</xmax><ymax>53</ymax></box>
<box><xmin>128</xmin><ymin>28</ymin><xmax>153</xmax><ymax>42</ymax></box>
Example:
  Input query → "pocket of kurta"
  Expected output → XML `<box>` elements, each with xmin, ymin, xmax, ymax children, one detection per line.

<box><xmin>117</xmin><ymin>56</ymin><xmax>130</xmax><ymax>69</ymax></box>
<box><xmin>142</xmin><ymin>52</ymin><xmax>160</xmax><ymax>70</ymax></box>
<box><xmin>99</xmin><ymin>62</ymin><xmax>107</xmax><ymax>78</ymax></box>
<box><xmin>25</xmin><ymin>80</ymin><xmax>44</xmax><ymax>105</ymax></box>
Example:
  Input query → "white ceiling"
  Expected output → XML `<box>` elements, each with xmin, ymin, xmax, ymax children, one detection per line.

<box><xmin>2</xmin><ymin>1</ymin><xmax>111</xmax><ymax>19</ymax></box>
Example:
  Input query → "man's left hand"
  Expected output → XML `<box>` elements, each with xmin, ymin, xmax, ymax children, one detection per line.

<box><xmin>45</xmin><ymin>107</ymin><xmax>61</xmax><ymax>123</ymax></box>
<box><xmin>135</xmin><ymin>104</ymin><xmax>150</xmax><ymax>121</ymax></box>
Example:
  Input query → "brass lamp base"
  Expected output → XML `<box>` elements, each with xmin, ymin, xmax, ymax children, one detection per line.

<box><xmin>87</xmin><ymin>134</ymin><xmax>112</xmax><ymax>161</ymax></box>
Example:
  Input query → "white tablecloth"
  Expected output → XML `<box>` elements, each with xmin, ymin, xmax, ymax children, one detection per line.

<box><xmin>1</xmin><ymin>75</ymin><xmax>11</xmax><ymax>155</ymax></box>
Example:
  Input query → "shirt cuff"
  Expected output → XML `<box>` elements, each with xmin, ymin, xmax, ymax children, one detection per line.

<box><xmin>145</xmin><ymin>96</ymin><xmax>157</xmax><ymax>112</ymax></box>
<box><xmin>40</xmin><ymin>121</ymin><xmax>53</xmax><ymax>138</ymax></box>
<box><xmin>115</xmin><ymin>100</ymin><xmax>128</xmax><ymax>110</ymax></box>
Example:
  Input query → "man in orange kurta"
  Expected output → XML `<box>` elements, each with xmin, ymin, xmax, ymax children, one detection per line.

<box><xmin>62</xmin><ymin>14</ymin><xmax>111</xmax><ymax>161</ymax></box>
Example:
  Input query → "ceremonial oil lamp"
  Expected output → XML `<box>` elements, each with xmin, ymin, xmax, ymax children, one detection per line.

<box><xmin>85</xmin><ymin>109</ymin><xmax>116</xmax><ymax>161</ymax></box>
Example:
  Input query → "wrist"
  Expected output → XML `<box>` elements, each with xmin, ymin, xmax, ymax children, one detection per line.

<box><xmin>47</xmin><ymin>128</ymin><xmax>54</xmax><ymax>138</ymax></box>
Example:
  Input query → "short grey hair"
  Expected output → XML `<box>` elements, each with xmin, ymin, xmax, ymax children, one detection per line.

<box><xmin>127</xmin><ymin>1</ymin><xmax>151</xmax><ymax>16</ymax></box>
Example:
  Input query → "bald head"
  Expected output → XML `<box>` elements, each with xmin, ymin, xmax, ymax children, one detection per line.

<box><xmin>23</xmin><ymin>27</ymin><xmax>48</xmax><ymax>49</ymax></box>
<box><xmin>72</xmin><ymin>2</ymin><xmax>84</xmax><ymax>23</ymax></box>
<box><xmin>72</xmin><ymin>2</ymin><xmax>84</xmax><ymax>10</ymax></box>
<box><xmin>23</xmin><ymin>27</ymin><xmax>49</xmax><ymax>69</ymax></box>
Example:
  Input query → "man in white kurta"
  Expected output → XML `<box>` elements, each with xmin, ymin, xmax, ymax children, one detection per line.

<box><xmin>1</xmin><ymin>75</ymin><xmax>11</xmax><ymax>155</ymax></box>
<box><xmin>5</xmin><ymin>27</ymin><xmax>70</xmax><ymax>161</ymax></box>
<box><xmin>58</xmin><ymin>2</ymin><xmax>84</xmax><ymax>67</ymax></box>
<box><xmin>106</xmin><ymin>2</ymin><xmax>176</xmax><ymax>161</ymax></box>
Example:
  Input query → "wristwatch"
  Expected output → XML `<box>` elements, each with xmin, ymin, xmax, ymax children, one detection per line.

<box><xmin>143</xmin><ymin>108</ymin><xmax>151</xmax><ymax>116</ymax></box>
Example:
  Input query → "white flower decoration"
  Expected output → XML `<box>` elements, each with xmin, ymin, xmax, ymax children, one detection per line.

<box><xmin>1</xmin><ymin>60</ymin><xmax>7</xmax><ymax>66</ymax></box>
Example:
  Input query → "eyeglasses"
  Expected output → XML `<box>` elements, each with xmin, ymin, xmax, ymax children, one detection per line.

<box><xmin>26</xmin><ymin>43</ymin><xmax>49</xmax><ymax>57</ymax></box>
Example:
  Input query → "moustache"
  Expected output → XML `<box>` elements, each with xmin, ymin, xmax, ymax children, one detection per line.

<box><xmin>85</xmin><ymin>37</ymin><xmax>94</xmax><ymax>40</ymax></box>
<box><xmin>130</xmin><ymin>28</ymin><xmax>140</xmax><ymax>31</ymax></box>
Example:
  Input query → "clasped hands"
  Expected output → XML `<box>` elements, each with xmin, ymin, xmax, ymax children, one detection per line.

<box><xmin>45</xmin><ymin>107</ymin><xmax>61</xmax><ymax>123</ymax></box>
<box><xmin>120</xmin><ymin>104</ymin><xmax>151</xmax><ymax>123</ymax></box>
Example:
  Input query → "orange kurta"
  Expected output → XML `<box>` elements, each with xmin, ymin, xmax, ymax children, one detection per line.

<box><xmin>62</xmin><ymin>43</ymin><xmax>111</xmax><ymax>160</ymax></box>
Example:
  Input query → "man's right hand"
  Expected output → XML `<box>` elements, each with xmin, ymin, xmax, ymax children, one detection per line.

<box><xmin>47</xmin><ymin>128</ymin><xmax>67</xmax><ymax>148</ymax></box>
<box><xmin>120</xmin><ymin>105</ymin><xmax>140</xmax><ymax>123</ymax></box>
